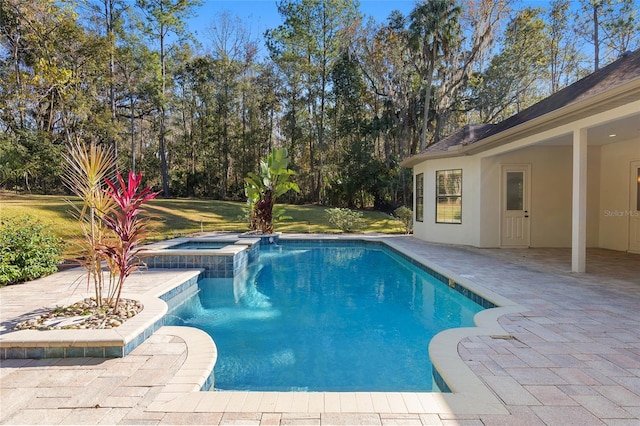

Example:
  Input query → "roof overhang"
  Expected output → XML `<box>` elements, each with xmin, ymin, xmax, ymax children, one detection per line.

<box><xmin>400</xmin><ymin>76</ymin><xmax>640</xmax><ymax>168</ymax></box>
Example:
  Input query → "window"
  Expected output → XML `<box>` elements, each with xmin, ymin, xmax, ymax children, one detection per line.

<box><xmin>416</xmin><ymin>173</ymin><xmax>424</xmax><ymax>222</ymax></box>
<box><xmin>506</xmin><ymin>171</ymin><xmax>524</xmax><ymax>211</ymax></box>
<box><xmin>436</xmin><ymin>169</ymin><xmax>462</xmax><ymax>224</ymax></box>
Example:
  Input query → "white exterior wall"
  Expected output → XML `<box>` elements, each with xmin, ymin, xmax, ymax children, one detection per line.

<box><xmin>478</xmin><ymin>157</ymin><xmax>500</xmax><ymax>247</ymax></box>
<box><xmin>599</xmin><ymin>138</ymin><xmax>640</xmax><ymax>251</ymax></box>
<box><xmin>479</xmin><ymin>145</ymin><xmax>601</xmax><ymax>248</ymax></box>
<box><xmin>413</xmin><ymin>156</ymin><xmax>482</xmax><ymax>246</ymax></box>
<box><xmin>412</xmin><ymin>139</ymin><xmax>638</xmax><ymax>250</ymax></box>
<box><xmin>479</xmin><ymin>146</ymin><xmax>572</xmax><ymax>247</ymax></box>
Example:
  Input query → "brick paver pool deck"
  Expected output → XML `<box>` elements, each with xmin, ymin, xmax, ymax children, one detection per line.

<box><xmin>1</xmin><ymin>235</ymin><xmax>639</xmax><ymax>425</ymax></box>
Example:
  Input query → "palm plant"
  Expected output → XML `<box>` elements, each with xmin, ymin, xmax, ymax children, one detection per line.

<box><xmin>62</xmin><ymin>141</ymin><xmax>116</xmax><ymax>307</ymax></box>
<box><xmin>245</xmin><ymin>147</ymin><xmax>300</xmax><ymax>234</ymax></box>
<box><xmin>409</xmin><ymin>0</ymin><xmax>462</xmax><ymax>151</ymax></box>
<box><xmin>97</xmin><ymin>171</ymin><xmax>159</xmax><ymax>311</ymax></box>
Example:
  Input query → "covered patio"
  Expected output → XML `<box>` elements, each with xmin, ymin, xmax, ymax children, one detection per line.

<box><xmin>474</xmin><ymin>101</ymin><xmax>640</xmax><ymax>273</ymax></box>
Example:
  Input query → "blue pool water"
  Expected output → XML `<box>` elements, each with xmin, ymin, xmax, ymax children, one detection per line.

<box><xmin>166</xmin><ymin>242</ymin><xmax>484</xmax><ymax>392</ymax></box>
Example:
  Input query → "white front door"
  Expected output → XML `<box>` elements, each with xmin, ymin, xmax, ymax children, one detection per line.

<box><xmin>501</xmin><ymin>165</ymin><xmax>531</xmax><ymax>247</ymax></box>
<box><xmin>629</xmin><ymin>161</ymin><xmax>640</xmax><ymax>253</ymax></box>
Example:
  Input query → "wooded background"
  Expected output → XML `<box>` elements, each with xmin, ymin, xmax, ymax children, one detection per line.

<box><xmin>1</xmin><ymin>0</ymin><xmax>638</xmax><ymax>211</ymax></box>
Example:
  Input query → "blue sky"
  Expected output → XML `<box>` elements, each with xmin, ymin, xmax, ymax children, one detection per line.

<box><xmin>188</xmin><ymin>0</ymin><xmax>417</xmax><ymax>49</ymax></box>
<box><xmin>186</xmin><ymin>0</ymin><xmax>560</xmax><ymax>38</ymax></box>
<box><xmin>184</xmin><ymin>1</ymin><xmax>573</xmax><ymax>57</ymax></box>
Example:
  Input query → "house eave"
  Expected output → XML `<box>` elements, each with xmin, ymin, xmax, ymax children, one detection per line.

<box><xmin>399</xmin><ymin>149</ymin><xmax>464</xmax><ymax>167</ymax></box>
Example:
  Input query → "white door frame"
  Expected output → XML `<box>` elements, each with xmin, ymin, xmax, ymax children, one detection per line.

<box><xmin>629</xmin><ymin>160</ymin><xmax>640</xmax><ymax>253</ymax></box>
<box><xmin>500</xmin><ymin>164</ymin><xmax>532</xmax><ymax>248</ymax></box>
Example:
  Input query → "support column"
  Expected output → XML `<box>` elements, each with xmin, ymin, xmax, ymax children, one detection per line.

<box><xmin>572</xmin><ymin>128</ymin><xmax>588</xmax><ymax>273</ymax></box>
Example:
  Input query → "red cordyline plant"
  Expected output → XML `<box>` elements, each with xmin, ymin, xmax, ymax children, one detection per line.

<box><xmin>97</xmin><ymin>171</ymin><xmax>159</xmax><ymax>312</ymax></box>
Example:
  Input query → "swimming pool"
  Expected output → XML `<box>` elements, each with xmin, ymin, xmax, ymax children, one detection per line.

<box><xmin>166</xmin><ymin>241</ymin><xmax>485</xmax><ymax>392</ymax></box>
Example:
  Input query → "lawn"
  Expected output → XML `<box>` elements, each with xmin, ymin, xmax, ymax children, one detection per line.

<box><xmin>0</xmin><ymin>193</ymin><xmax>405</xmax><ymax>254</ymax></box>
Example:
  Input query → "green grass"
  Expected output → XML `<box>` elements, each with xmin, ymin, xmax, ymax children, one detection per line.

<box><xmin>0</xmin><ymin>193</ymin><xmax>404</xmax><ymax>254</ymax></box>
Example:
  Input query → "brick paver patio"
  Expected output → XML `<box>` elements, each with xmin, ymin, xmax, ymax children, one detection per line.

<box><xmin>1</xmin><ymin>236</ymin><xmax>639</xmax><ymax>425</ymax></box>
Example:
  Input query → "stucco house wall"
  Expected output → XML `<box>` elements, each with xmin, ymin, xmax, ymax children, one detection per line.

<box><xmin>414</xmin><ymin>139</ymin><xmax>638</xmax><ymax>251</ymax></box>
<box><xmin>413</xmin><ymin>156</ymin><xmax>482</xmax><ymax>246</ymax></box>
<box><xmin>478</xmin><ymin>145</ymin><xmax>602</xmax><ymax>248</ymax></box>
<box><xmin>599</xmin><ymin>138</ymin><xmax>640</xmax><ymax>251</ymax></box>
<box><xmin>479</xmin><ymin>146</ymin><xmax>572</xmax><ymax>247</ymax></box>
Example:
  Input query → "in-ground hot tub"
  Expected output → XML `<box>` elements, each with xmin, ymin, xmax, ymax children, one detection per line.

<box><xmin>142</xmin><ymin>236</ymin><xmax>261</xmax><ymax>278</ymax></box>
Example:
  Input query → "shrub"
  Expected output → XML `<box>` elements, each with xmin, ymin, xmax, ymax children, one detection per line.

<box><xmin>394</xmin><ymin>206</ymin><xmax>413</xmax><ymax>234</ymax></box>
<box><xmin>245</xmin><ymin>147</ymin><xmax>300</xmax><ymax>234</ymax></box>
<box><xmin>0</xmin><ymin>216</ymin><xmax>63</xmax><ymax>286</ymax></box>
<box><xmin>62</xmin><ymin>140</ymin><xmax>116</xmax><ymax>307</ymax></box>
<box><xmin>325</xmin><ymin>208</ymin><xmax>366</xmax><ymax>233</ymax></box>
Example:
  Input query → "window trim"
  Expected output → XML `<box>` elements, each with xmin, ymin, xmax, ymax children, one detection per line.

<box><xmin>435</xmin><ymin>169</ymin><xmax>462</xmax><ymax>224</ymax></box>
<box><xmin>416</xmin><ymin>173</ymin><xmax>424</xmax><ymax>223</ymax></box>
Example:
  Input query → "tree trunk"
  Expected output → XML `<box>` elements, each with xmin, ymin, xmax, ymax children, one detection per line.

<box><xmin>419</xmin><ymin>82</ymin><xmax>431</xmax><ymax>151</ymax></box>
<box><xmin>420</xmin><ymin>48</ymin><xmax>437</xmax><ymax>152</ymax></box>
<box><xmin>159</xmin><ymin>19</ymin><xmax>170</xmax><ymax>197</ymax></box>
<box><xmin>130</xmin><ymin>98</ymin><xmax>136</xmax><ymax>173</ymax></box>
<box><xmin>106</xmin><ymin>0</ymin><xmax>117</xmax><ymax>167</ymax></box>
<box><xmin>593</xmin><ymin>2</ymin><xmax>600</xmax><ymax>71</ymax></box>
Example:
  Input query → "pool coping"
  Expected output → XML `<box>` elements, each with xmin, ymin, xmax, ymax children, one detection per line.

<box><xmin>146</xmin><ymin>235</ymin><xmax>527</xmax><ymax>415</ymax></box>
<box><xmin>144</xmin><ymin>236</ymin><xmax>261</xmax><ymax>253</ymax></box>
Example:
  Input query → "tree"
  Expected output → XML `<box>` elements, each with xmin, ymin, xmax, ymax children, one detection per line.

<box><xmin>115</xmin><ymin>21</ymin><xmax>160</xmax><ymax>174</ymax></box>
<box><xmin>547</xmin><ymin>0</ymin><xmax>588</xmax><ymax>93</ymax></box>
<box><xmin>355</xmin><ymin>12</ymin><xmax>421</xmax><ymax>158</ymax></box>
<box><xmin>207</xmin><ymin>12</ymin><xmax>255</xmax><ymax>199</ymax></box>
<box><xmin>85</xmin><ymin>0</ymin><xmax>129</xmax><ymax>162</ymax></box>
<box><xmin>577</xmin><ymin>0</ymin><xmax>640</xmax><ymax>71</ymax></box>
<box><xmin>580</xmin><ymin>0</ymin><xmax>605</xmax><ymax>71</ymax></box>
<box><xmin>327</xmin><ymin>51</ymin><xmax>385</xmax><ymax>208</ymax></box>
<box><xmin>432</xmin><ymin>0</ymin><xmax>513</xmax><ymax>139</ymax></box>
<box><xmin>136</xmin><ymin>0</ymin><xmax>201</xmax><ymax>197</ymax></box>
<box><xmin>600</xmin><ymin>0</ymin><xmax>640</xmax><ymax>60</ymax></box>
<box><xmin>408</xmin><ymin>0</ymin><xmax>462</xmax><ymax>151</ymax></box>
<box><xmin>472</xmin><ymin>7</ymin><xmax>549</xmax><ymax>123</ymax></box>
<box><xmin>0</xmin><ymin>0</ymin><xmax>112</xmax><ymax>191</ymax></box>
<box><xmin>266</xmin><ymin>0</ymin><xmax>360</xmax><ymax>203</ymax></box>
